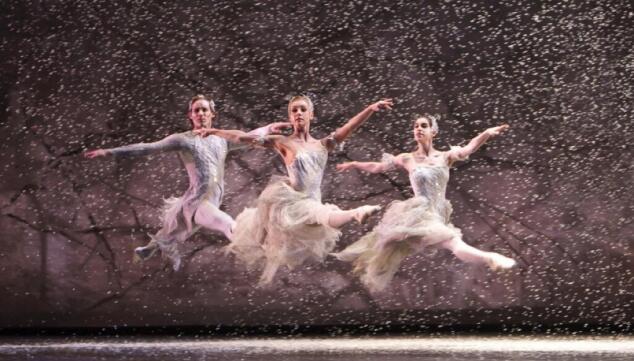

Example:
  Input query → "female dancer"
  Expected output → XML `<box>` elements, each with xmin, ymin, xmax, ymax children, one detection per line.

<box><xmin>333</xmin><ymin>114</ymin><xmax>516</xmax><ymax>292</ymax></box>
<box><xmin>85</xmin><ymin>95</ymin><xmax>289</xmax><ymax>270</ymax></box>
<box><xmin>196</xmin><ymin>95</ymin><xmax>393</xmax><ymax>285</ymax></box>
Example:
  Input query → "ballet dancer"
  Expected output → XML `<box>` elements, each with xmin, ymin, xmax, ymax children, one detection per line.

<box><xmin>333</xmin><ymin>114</ymin><xmax>516</xmax><ymax>292</ymax></box>
<box><xmin>196</xmin><ymin>95</ymin><xmax>393</xmax><ymax>285</ymax></box>
<box><xmin>85</xmin><ymin>95</ymin><xmax>289</xmax><ymax>270</ymax></box>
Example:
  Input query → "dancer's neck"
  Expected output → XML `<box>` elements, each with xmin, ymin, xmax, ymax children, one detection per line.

<box><xmin>292</xmin><ymin>126</ymin><xmax>311</xmax><ymax>142</ymax></box>
<box><xmin>414</xmin><ymin>139</ymin><xmax>434</xmax><ymax>157</ymax></box>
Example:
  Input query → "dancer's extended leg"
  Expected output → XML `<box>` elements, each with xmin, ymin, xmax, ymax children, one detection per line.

<box><xmin>327</xmin><ymin>205</ymin><xmax>381</xmax><ymax>228</ymax></box>
<box><xmin>193</xmin><ymin>201</ymin><xmax>236</xmax><ymax>240</ymax></box>
<box><xmin>440</xmin><ymin>236</ymin><xmax>516</xmax><ymax>270</ymax></box>
<box><xmin>136</xmin><ymin>202</ymin><xmax>233</xmax><ymax>271</ymax></box>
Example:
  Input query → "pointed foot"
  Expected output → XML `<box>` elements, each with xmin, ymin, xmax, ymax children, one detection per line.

<box><xmin>487</xmin><ymin>253</ymin><xmax>517</xmax><ymax>271</ymax></box>
<box><xmin>134</xmin><ymin>244</ymin><xmax>158</xmax><ymax>263</ymax></box>
<box><xmin>354</xmin><ymin>205</ymin><xmax>381</xmax><ymax>224</ymax></box>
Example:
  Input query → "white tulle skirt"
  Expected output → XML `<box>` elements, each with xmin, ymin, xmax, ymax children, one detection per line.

<box><xmin>333</xmin><ymin>196</ymin><xmax>461</xmax><ymax>292</ymax></box>
<box><xmin>147</xmin><ymin>194</ymin><xmax>200</xmax><ymax>259</ymax></box>
<box><xmin>227</xmin><ymin>177</ymin><xmax>342</xmax><ymax>285</ymax></box>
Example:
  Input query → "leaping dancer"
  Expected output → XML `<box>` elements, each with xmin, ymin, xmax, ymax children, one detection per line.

<box><xmin>333</xmin><ymin>114</ymin><xmax>517</xmax><ymax>292</ymax></box>
<box><xmin>196</xmin><ymin>96</ymin><xmax>393</xmax><ymax>285</ymax></box>
<box><xmin>85</xmin><ymin>95</ymin><xmax>289</xmax><ymax>270</ymax></box>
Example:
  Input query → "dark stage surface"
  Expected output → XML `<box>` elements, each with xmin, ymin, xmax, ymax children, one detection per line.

<box><xmin>0</xmin><ymin>0</ymin><xmax>632</xmax><ymax>330</ymax></box>
<box><xmin>1</xmin><ymin>336</ymin><xmax>633</xmax><ymax>361</ymax></box>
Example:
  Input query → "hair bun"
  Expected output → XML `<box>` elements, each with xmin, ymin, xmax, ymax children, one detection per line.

<box><xmin>303</xmin><ymin>91</ymin><xmax>317</xmax><ymax>104</ymax></box>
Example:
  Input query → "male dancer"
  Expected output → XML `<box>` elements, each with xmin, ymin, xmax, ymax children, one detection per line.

<box><xmin>86</xmin><ymin>95</ymin><xmax>289</xmax><ymax>270</ymax></box>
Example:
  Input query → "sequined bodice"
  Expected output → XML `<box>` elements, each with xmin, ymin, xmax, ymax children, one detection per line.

<box><xmin>409</xmin><ymin>165</ymin><xmax>450</xmax><ymax>212</ymax></box>
<box><xmin>181</xmin><ymin>134</ymin><xmax>228</xmax><ymax>206</ymax></box>
<box><xmin>286</xmin><ymin>147</ymin><xmax>328</xmax><ymax>200</ymax></box>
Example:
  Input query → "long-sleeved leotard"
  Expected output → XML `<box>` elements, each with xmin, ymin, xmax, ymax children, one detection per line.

<box><xmin>108</xmin><ymin>126</ymin><xmax>273</xmax><ymax>270</ymax></box>
<box><xmin>111</xmin><ymin>132</ymin><xmax>228</xmax><ymax>231</ymax></box>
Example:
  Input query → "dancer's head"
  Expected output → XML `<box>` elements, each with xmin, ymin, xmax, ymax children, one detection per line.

<box><xmin>287</xmin><ymin>95</ymin><xmax>314</xmax><ymax>131</ymax></box>
<box><xmin>188</xmin><ymin>94</ymin><xmax>216</xmax><ymax>129</ymax></box>
<box><xmin>413</xmin><ymin>114</ymin><xmax>439</xmax><ymax>143</ymax></box>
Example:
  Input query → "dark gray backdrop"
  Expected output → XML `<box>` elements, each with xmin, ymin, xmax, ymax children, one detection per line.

<box><xmin>0</xmin><ymin>0</ymin><xmax>631</xmax><ymax>328</ymax></box>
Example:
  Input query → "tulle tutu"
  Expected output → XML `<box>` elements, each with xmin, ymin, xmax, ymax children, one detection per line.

<box><xmin>333</xmin><ymin>196</ymin><xmax>462</xmax><ymax>292</ymax></box>
<box><xmin>227</xmin><ymin>177</ymin><xmax>342</xmax><ymax>286</ymax></box>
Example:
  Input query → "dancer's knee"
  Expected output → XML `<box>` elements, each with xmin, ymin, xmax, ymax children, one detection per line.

<box><xmin>439</xmin><ymin>236</ymin><xmax>462</xmax><ymax>252</ymax></box>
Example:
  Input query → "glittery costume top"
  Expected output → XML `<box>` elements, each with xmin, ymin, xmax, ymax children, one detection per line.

<box><xmin>110</xmin><ymin>132</ymin><xmax>228</xmax><ymax>206</ymax></box>
<box><xmin>409</xmin><ymin>164</ymin><xmax>451</xmax><ymax>220</ymax></box>
<box><xmin>108</xmin><ymin>127</ymin><xmax>271</xmax><ymax>233</ymax></box>
<box><xmin>286</xmin><ymin>146</ymin><xmax>329</xmax><ymax>201</ymax></box>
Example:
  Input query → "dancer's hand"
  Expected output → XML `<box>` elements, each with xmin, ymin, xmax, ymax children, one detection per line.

<box><xmin>336</xmin><ymin>162</ymin><xmax>356</xmax><ymax>172</ymax></box>
<box><xmin>486</xmin><ymin>124</ymin><xmax>509</xmax><ymax>137</ymax></box>
<box><xmin>84</xmin><ymin>149</ymin><xmax>109</xmax><ymax>158</ymax></box>
<box><xmin>369</xmin><ymin>99</ymin><xmax>394</xmax><ymax>112</ymax></box>
<box><xmin>269</xmin><ymin>122</ymin><xmax>292</xmax><ymax>134</ymax></box>
<box><xmin>194</xmin><ymin>128</ymin><xmax>218</xmax><ymax>137</ymax></box>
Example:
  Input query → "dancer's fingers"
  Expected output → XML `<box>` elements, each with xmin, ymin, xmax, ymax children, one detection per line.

<box><xmin>84</xmin><ymin>149</ymin><xmax>104</xmax><ymax>158</ymax></box>
<box><xmin>493</xmin><ymin>124</ymin><xmax>509</xmax><ymax>135</ymax></box>
<box><xmin>336</xmin><ymin>163</ymin><xmax>350</xmax><ymax>172</ymax></box>
<box><xmin>271</xmin><ymin>122</ymin><xmax>292</xmax><ymax>133</ymax></box>
<box><xmin>378</xmin><ymin>98</ymin><xmax>394</xmax><ymax>110</ymax></box>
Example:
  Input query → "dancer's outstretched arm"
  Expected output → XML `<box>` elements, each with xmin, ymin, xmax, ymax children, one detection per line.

<box><xmin>245</xmin><ymin>122</ymin><xmax>292</xmax><ymax>138</ymax></box>
<box><xmin>195</xmin><ymin>122</ymin><xmax>290</xmax><ymax>148</ymax></box>
<box><xmin>447</xmin><ymin>124</ymin><xmax>509</xmax><ymax>163</ymax></box>
<box><xmin>84</xmin><ymin>133</ymin><xmax>185</xmax><ymax>159</ymax></box>
<box><xmin>328</xmin><ymin>99</ymin><xmax>393</xmax><ymax>146</ymax></box>
<box><xmin>337</xmin><ymin>160</ymin><xmax>392</xmax><ymax>174</ymax></box>
<box><xmin>337</xmin><ymin>152</ymin><xmax>406</xmax><ymax>173</ymax></box>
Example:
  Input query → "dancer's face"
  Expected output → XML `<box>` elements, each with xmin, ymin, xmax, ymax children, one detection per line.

<box><xmin>413</xmin><ymin>117</ymin><xmax>435</xmax><ymax>142</ymax></box>
<box><xmin>288</xmin><ymin>99</ymin><xmax>313</xmax><ymax>129</ymax></box>
<box><xmin>188</xmin><ymin>99</ymin><xmax>216</xmax><ymax>129</ymax></box>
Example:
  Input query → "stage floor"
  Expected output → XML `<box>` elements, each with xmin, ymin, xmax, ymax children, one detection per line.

<box><xmin>1</xmin><ymin>335</ymin><xmax>633</xmax><ymax>360</ymax></box>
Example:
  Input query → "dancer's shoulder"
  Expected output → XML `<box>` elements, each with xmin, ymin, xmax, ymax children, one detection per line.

<box><xmin>174</xmin><ymin>131</ymin><xmax>194</xmax><ymax>139</ymax></box>
<box><xmin>384</xmin><ymin>152</ymin><xmax>410</xmax><ymax>168</ymax></box>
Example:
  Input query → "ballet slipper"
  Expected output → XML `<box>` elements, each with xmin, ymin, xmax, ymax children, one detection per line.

<box><xmin>487</xmin><ymin>253</ymin><xmax>517</xmax><ymax>271</ymax></box>
<box><xmin>133</xmin><ymin>244</ymin><xmax>158</xmax><ymax>263</ymax></box>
